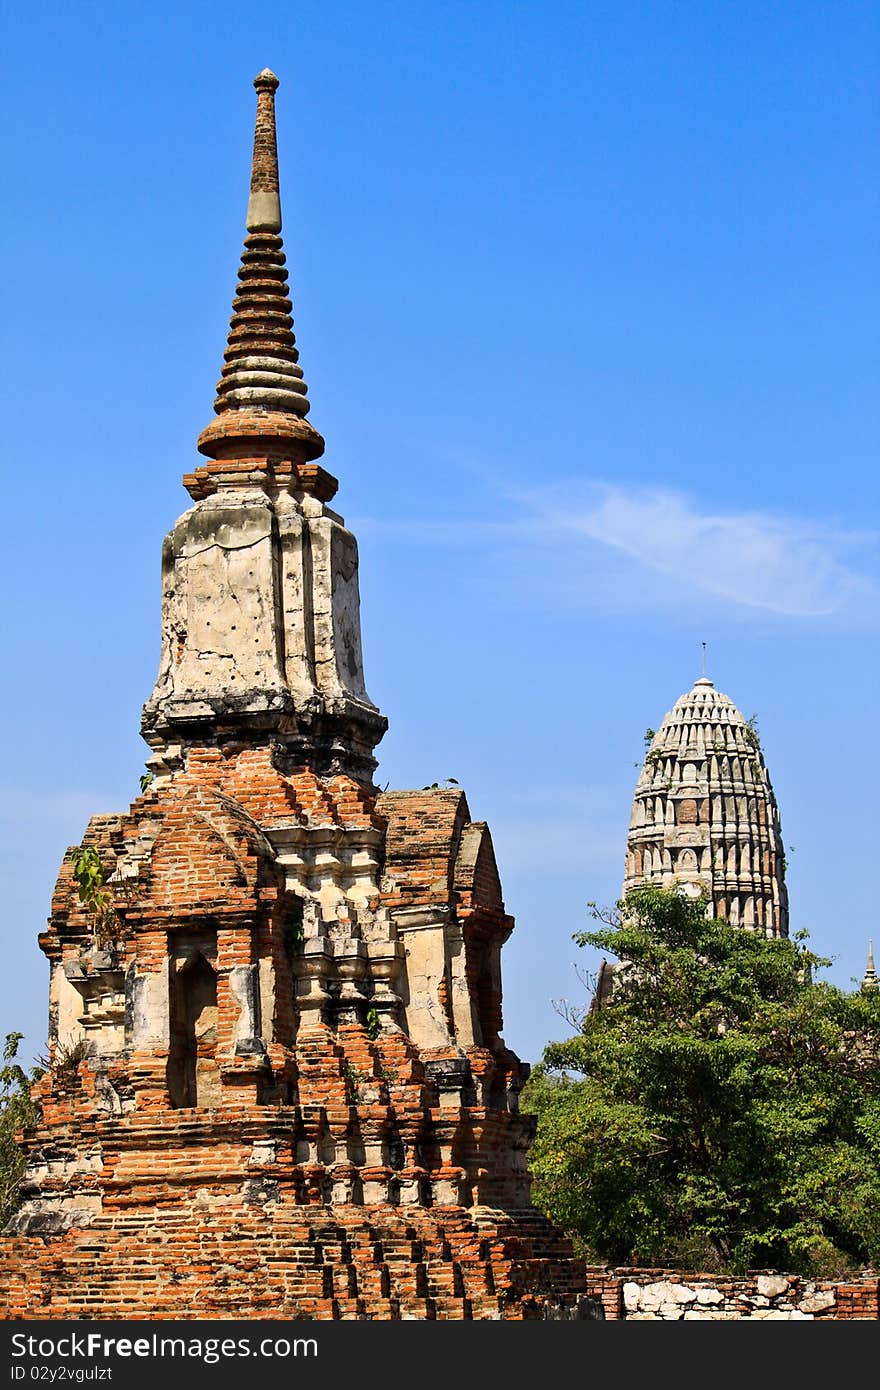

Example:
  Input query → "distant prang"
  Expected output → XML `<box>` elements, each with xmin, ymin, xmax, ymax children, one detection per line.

<box><xmin>625</xmin><ymin>675</ymin><xmax>789</xmax><ymax>935</ymax></box>
<box><xmin>0</xmin><ymin>69</ymin><xmax>592</xmax><ymax>1321</ymax></box>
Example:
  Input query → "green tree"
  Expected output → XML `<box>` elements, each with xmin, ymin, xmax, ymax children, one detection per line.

<box><xmin>0</xmin><ymin>1032</ymin><xmax>42</xmax><ymax>1227</ymax></box>
<box><xmin>523</xmin><ymin>884</ymin><xmax>880</xmax><ymax>1276</ymax></box>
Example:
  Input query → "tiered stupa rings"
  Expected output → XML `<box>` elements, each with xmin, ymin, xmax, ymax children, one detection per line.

<box><xmin>197</xmin><ymin>70</ymin><xmax>324</xmax><ymax>466</ymax></box>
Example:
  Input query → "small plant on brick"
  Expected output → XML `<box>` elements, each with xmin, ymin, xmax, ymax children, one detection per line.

<box><xmin>45</xmin><ymin>1037</ymin><xmax>87</xmax><ymax>1079</ymax></box>
<box><xmin>364</xmin><ymin>1004</ymin><xmax>381</xmax><ymax>1040</ymax></box>
<box><xmin>138</xmin><ymin>770</ymin><xmax>155</xmax><ymax>793</ymax></box>
<box><xmin>343</xmin><ymin>1062</ymin><xmax>366</xmax><ymax>1104</ymax></box>
<box><xmin>744</xmin><ymin>714</ymin><xmax>761</xmax><ymax>750</ymax></box>
<box><xmin>70</xmin><ymin>847</ymin><xmax>131</xmax><ymax>950</ymax></box>
<box><xmin>422</xmin><ymin>777</ymin><xmax>459</xmax><ymax>789</ymax></box>
<box><xmin>637</xmin><ymin>729</ymin><xmax>660</xmax><ymax>768</ymax></box>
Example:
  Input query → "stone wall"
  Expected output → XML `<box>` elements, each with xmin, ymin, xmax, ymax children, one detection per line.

<box><xmin>580</xmin><ymin>1268</ymin><xmax>880</xmax><ymax>1320</ymax></box>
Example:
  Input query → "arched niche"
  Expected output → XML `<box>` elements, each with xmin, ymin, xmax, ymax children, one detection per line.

<box><xmin>167</xmin><ymin>943</ymin><xmax>221</xmax><ymax>1109</ymax></box>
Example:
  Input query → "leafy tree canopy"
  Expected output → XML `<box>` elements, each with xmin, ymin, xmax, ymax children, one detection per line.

<box><xmin>522</xmin><ymin>883</ymin><xmax>880</xmax><ymax>1277</ymax></box>
<box><xmin>0</xmin><ymin>1032</ymin><xmax>41</xmax><ymax>1228</ymax></box>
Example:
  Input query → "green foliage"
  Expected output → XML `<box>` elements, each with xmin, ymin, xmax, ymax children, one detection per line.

<box><xmin>522</xmin><ymin>884</ymin><xmax>880</xmax><ymax>1276</ymax></box>
<box><xmin>48</xmin><ymin>1038</ymin><xmax>87</xmax><ymax>1078</ymax></box>
<box><xmin>71</xmin><ymin>846</ymin><xmax>105</xmax><ymax>901</ymax></box>
<box><xmin>636</xmin><ymin>730</ymin><xmax>659</xmax><ymax>767</ymax></box>
<box><xmin>283</xmin><ymin>911</ymin><xmax>305</xmax><ymax>957</ymax></box>
<box><xmin>343</xmin><ymin>1061</ymin><xmax>366</xmax><ymax>1104</ymax></box>
<box><xmin>364</xmin><ymin>1005</ymin><xmax>381</xmax><ymax>1040</ymax></box>
<box><xmin>0</xmin><ymin>1032</ymin><xmax>43</xmax><ymax>1227</ymax></box>
<box><xmin>138</xmin><ymin>770</ymin><xmax>155</xmax><ymax>793</ymax></box>
<box><xmin>70</xmin><ymin>846</ymin><xmax>127</xmax><ymax>949</ymax></box>
<box><xmin>743</xmin><ymin>714</ymin><xmax>762</xmax><ymax>753</ymax></box>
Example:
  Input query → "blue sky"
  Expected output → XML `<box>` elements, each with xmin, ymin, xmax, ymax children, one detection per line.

<box><xmin>1</xmin><ymin>1</ymin><xmax>878</xmax><ymax>1068</ymax></box>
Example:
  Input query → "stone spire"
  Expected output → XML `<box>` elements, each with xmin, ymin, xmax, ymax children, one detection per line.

<box><xmin>863</xmin><ymin>941</ymin><xmax>878</xmax><ymax>991</ymax></box>
<box><xmin>624</xmin><ymin>676</ymin><xmax>789</xmax><ymax>935</ymax></box>
<box><xmin>193</xmin><ymin>69</ymin><xmax>326</xmax><ymax>482</ymax></box>
<box><xmin>142</xmin><ymin>71</ymin><xmax>386</xmax><ymax>776</ymax></box>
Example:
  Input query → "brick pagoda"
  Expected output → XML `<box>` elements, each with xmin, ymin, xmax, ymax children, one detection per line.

<box><xmin>0</xmin><ymin>71</ymin><xmax>588</xmax><ymax>1320</ymax></box>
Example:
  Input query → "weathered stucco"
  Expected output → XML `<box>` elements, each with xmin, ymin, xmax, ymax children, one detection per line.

<box><xmin>143</xmin><ymin>486</ymin><xmax>381</xmax><ymax>775</ymax></box>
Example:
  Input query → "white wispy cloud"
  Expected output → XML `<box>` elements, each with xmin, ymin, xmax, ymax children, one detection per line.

<box><xmin>530</xmin><ymin>483</ymin><xmax>877</xmax><ymax>618</ymax></box>
<box><xmin>355</xmin><ymin>481</ymin><xmax>878</xmax><ymax>619</ymax></box>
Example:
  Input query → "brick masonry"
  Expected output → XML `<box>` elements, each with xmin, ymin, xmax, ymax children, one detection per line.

<box><xmin>0</xmin><ymin>740</ymin><xmax>592</xmax><ymax>1317</ymax></box>
<box><xmin>2</xmin><ymin>69</ymin><xmax>871</xmax><ymax>1324</ymax></box>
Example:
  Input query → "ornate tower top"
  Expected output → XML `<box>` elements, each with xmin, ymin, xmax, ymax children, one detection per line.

<box><xmin>192</xmin><ymin>69</ymin><xmax>327</xmax><ymax>492</ymax></box>
<box><xmin>624</xmin><ymin>674</ymin><xmax>789</xmax><ymax>936</ymax></box>
<box><xmin>864</xmin><ymin>941</ymin><xmax>878</xmax><ymax>991</ymax></box>
<box><xmin>142</xmin><ymin>72</ymin><xmax>385</xmax><ymax>775</ymax></box>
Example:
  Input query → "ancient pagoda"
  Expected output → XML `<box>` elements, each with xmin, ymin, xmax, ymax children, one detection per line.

<box><xmin>624</xmin><ymin>675</ymin><xmax>789</xmax><ymax>935</ymax></box>
<box><xmin>0</xmin><ymin>72</ymin><xmax>588</xmax><ymax>1319</ymax></box>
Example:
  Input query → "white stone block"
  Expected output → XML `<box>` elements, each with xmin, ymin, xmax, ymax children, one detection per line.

<box><xmin>799</xmin><ymin>1291</ymin><xmax>835</xmax><ymax>1314</ymax></box>
<box><xmin>756</xmin><ymin>1275</ymin><xmax>790</xmax><ymax>1299</ymax></box>
<box><xmin>622</xmin><ymin>1282</ymin><xmax>641</xmax><ymax>1312</ymax></box>
<box><xmin>695</xmin><ymin>1287</ymin><xmax>724</xmax><ymax>1305</ymax></box>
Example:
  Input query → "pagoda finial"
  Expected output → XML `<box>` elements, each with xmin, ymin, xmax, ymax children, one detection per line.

<box><xmin>863</xmin><ymin>940</ymin><xmax>878</xmax><ymax>991</ymax></box>
<box><xmin>247</xmin><ymin>69</ymin><xmax>282</xmax><ymax>233</ymax></box>
<box><xmin>694</xmin><ymin>641</ymin><xmax>713</xmax><ymax>689</ymax></box>
<box><xmin>193</xmin><ymin>69</ymin><xmax>326</xmax><ymax>483</ymax></box>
